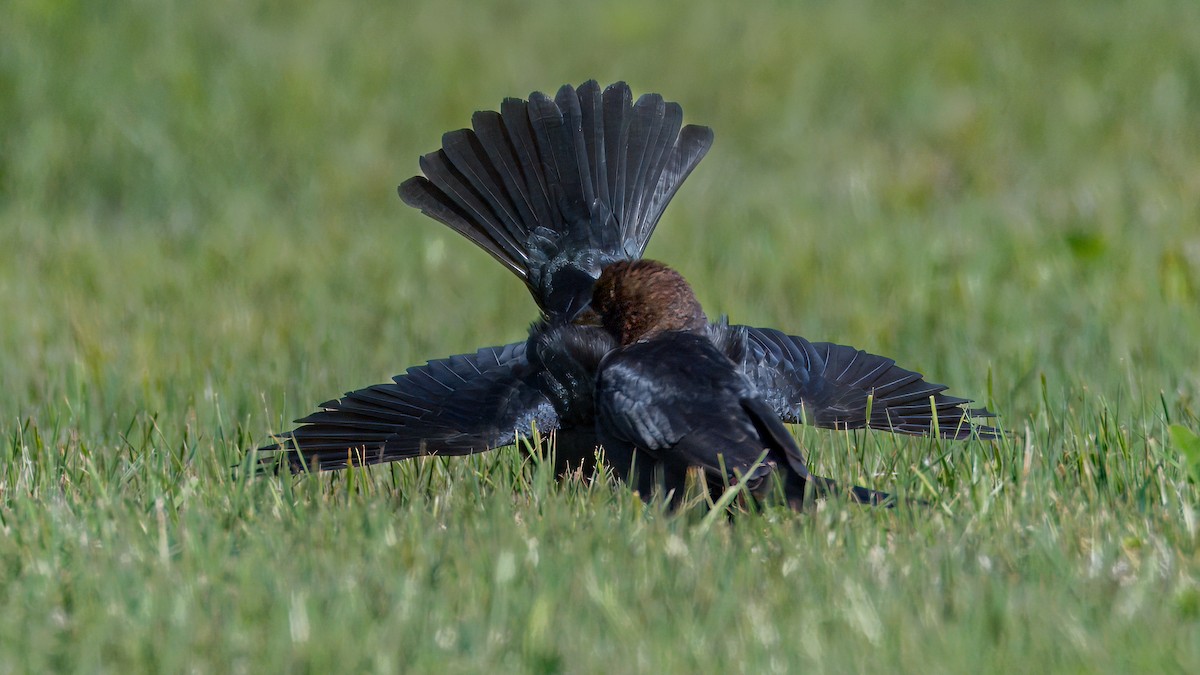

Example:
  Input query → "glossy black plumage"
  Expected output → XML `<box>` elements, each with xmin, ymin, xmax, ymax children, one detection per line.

<box><xmin>257</xmin><ymin>81</ymin><xmax>997</xmax><ymax>506</ymax></box>
<box><xmin>398</xmin><ymin>80</ymin><xmax>713</xmax><ymax>323</ymax></box>
<box><xmin>595</xmin><ymin>331</ymin><xmax>815</xmax><ymax>505</ymax></box>
<box><xmin>733</xmin><ymin>326</ymin><xmax>993</xmax><ymax>439</ymax></box>
<box><xmin>262</xmin><ymin>343</ymin><xmax>555</xmax><ymax>471</ymax></box>
<box><xmin>259</xmin><ymin>322</ymin><xmax>996</xmax><ymax>484</ymax></box>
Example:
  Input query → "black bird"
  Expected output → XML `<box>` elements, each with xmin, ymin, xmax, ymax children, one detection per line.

<box><xmin>257</xmin><ymin>80</ymin><xmax>997</xmax><ymax>505</ymax></box>
<box><xmin>586</xmin><ymin>259</ymin><xmax>893</xmax><ymax>506</ymax></box>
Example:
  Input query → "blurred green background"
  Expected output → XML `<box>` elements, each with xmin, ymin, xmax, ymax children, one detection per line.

<box><xmin>2</xmin><ymin>0</ymin><xmax>1198</xmax><ymax>671</ymax></box>
<box><xmin>5</xmin><ymin>0</ymin><xmax>1198</xmax><ymax>428</ymax></box>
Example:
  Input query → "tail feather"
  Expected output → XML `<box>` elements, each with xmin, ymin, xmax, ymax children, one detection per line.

<box><xmin>554</xmin><ymin>85</ymin><xmax>597</xmax><ymax>210</ymax></box>
<box><xmin>528</xmin><ymin>91</ymin><xmax>581</xmax><ymax>231</ymax></box>
<box><xmin>499</xmin><ymin>97</ymin><xmax>558</xmax><ymax>234</ymax></box>
<box><xmin>602</xmin><ymin>83</ymin><xmax>632</xmax><ymax>230</ymax></box>
<box><xmin>416</xmin><ymin>150</ymin><xmax>529</xmax><ymax>270</ymax></box>
<box><xmin>578</xmin><ymin>81</ymin><xmax>608</xmax><ymax>207</ymax></box>
<box><xmin>634</xmin><ymin>102</ymin><xmax>680</xmax><ymax>238</ymax></box>
<box><xmin>471</xmin><ymin>111</ymin><xmax>539</xmax><ymax>232</ymax></box>
<box><xmin>442</xmin><ymin>130</ymin><xmax>527</xmax><ymax>250</ymax></box>
<box><xmin>621</xmin><ymin>94</ymin><xmax>663</xmax><ymax>242</ymax></box>
<box><xmin>641</xmin><ymin>123</ymin><xmax>714</xmax><ymax>252</ymax></box>
<box><xmin>397</xmin><ymin>175</ymin><xmax>527</xmax><ymax>281</ymax></box>
<box><xmin>398</xmin><ymin>81</ymin><xmax>714</xmax><ymax>321</ymax></box>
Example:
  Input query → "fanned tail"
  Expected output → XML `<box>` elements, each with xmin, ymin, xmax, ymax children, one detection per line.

<box><xmin>398</xmin><ymin>81</ymin><xmax>714</xmax><ymax>322</ymax></box>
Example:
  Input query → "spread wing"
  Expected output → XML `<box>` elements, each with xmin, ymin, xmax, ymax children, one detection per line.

<box><xmin>256</xmin><ymin>342</ymin><xmax>558</xmax><ymax>472</ymax></box>
<box><xmin>731</xmin><ymin>326</ymin><xmax>999</xmax><ymax>440</ymax></box>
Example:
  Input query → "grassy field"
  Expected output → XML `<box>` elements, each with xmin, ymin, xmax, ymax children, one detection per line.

<box><xmin>3</xmin><ymin>0</ymin><xmax>1200</xmax><ymax>671</ymax></box>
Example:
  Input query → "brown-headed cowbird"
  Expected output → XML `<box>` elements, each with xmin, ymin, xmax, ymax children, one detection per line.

<box><xmin>257</xmin><ymin>81</ymin><xmax>996</xmax><ymax>506</ymax></box>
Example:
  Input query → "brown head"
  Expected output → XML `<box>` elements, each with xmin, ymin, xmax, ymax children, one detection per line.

<box><xmin>591</xmin><ymin>260</ymin><xmax>708</xmax><ymax>344</ymax></box>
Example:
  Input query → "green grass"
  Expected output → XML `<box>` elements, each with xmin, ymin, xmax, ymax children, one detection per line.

<box><xmin>3</xmin><ymin>0</ymin><xmax>1200</xmax><ymax>671</ymax></box>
